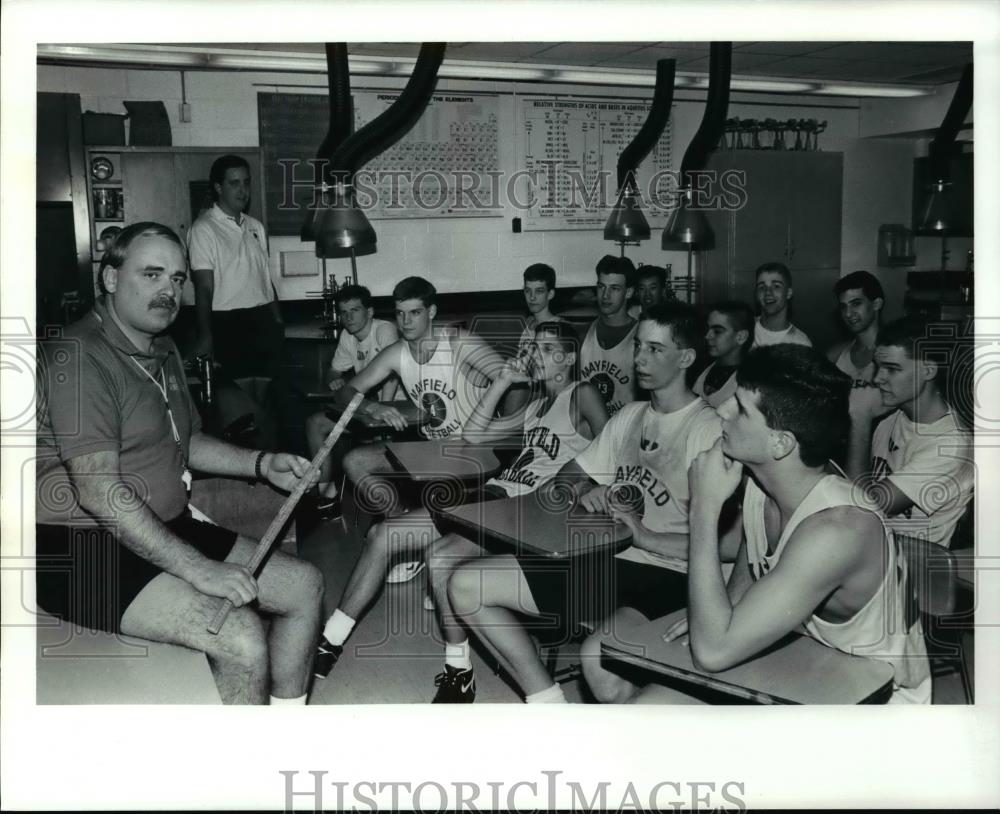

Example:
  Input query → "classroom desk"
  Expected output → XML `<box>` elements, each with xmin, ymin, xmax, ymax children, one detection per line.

<box><xmin>385</xmin><ymin>439</ymin><xmax>506</xmax><ymax>483</ymax></box>
<box><xmin>599</xmin><ymin>609</ymin><xmax>895</xmax><ymax>704</ymax></box>
<box><xmin>440</xmin><ymin>492</ymin><xmax>633</xmax><ymax>558</ymax></box>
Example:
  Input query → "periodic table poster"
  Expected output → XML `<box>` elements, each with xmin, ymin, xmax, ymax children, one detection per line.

<box><xmin>258</xmin><ymin>90</ymin><xmax>501</xmax><ymax>235</ymax></box>
<box><xmin>515</xmin><ymin>94</ymin><xmax>676</xmax><ymax>231</ymax></box>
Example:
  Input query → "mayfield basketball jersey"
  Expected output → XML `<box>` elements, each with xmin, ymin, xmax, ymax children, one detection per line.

<box><xmin>579</xmin><ymin>321</ymin><xmax>637</xmax><ymax>416</ymax></box>
<box><xmin>575</xmin><ymin>398</ymin><xmax>720</xmax><ymax>565</ymax></box>
<box><xmin>743</xmin><ymin>475</ymin><xmax>931</xmax><ymax>703</ymax></box>
<box><xmin>398</xmin><ymin>333</ymin><xmax>486</xmax><ymax>440</ymax></box>
<box><xmin>489</xmin><ymin>382</ymin><xmax>589</xmax><ymax>497</ymax></box>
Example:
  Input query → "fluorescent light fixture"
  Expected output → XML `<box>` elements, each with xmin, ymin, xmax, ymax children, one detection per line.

<box><xmin>36</xmin><ymin>44</ymin><xmax>936</xmax><ymax>98</ymax></box>
<box><xmin>818</xmin><ymin>83</ymin><xmax>931</xmax><ymax>98</ymax></box>
<box><xmin>730</xmin><ymin>78</ymin><xmax>816</xmax><ymax>93</ymax></box>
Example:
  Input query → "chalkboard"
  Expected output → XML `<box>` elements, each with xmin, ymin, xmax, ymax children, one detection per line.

<box><xmin>258</xmin><ymin>90</ymin><xmax>501</xmax><ymax>236</ymax></box>
<box><xmin>515</xmin><ymin>94</ymin><xmax>676</xmax><ymax>231</ymax></box>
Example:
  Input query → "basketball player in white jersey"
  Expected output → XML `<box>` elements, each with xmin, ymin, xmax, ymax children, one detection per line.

<box><xmin>330</xmin><ymin>275</ymin><xmax>504</xmax><ymax>502</ymax></box>
<box><xmin>751</xmin><ymin>261</ymin><xmax>812</xmax><ymax>348</ymax></box>
<box><xmin>503</xmin><ymin>263</ymin><xmax>563</xmax><ymax>417</ymax></box>
<box><xmin>692</xmin><ymin>300</ymin><xmax>754</xmax><ymax>409</ymax></box>
<box><xmin>314</xmin><ymin>322</ymin><xmax>607</xmax><ymax>688</ymax></box>
<box><xmin>579</xmin><ymin>255</ymin><xmax>639</xmax><ymax>416</ymax></box>
<box><xmin>327</xmin><ymin>276</ymin><xmax>505</xmax><ymax>587</ymax></box>
<box><xmin>585</xmin><ymin>345</ymin><xmax>930</xmax><ymax>704</ymax></box>
<box><xmin>447</xmin><ymin>304</ymin><xmax>722</xmax><ymax>704</ymax></box>
<box><xmin>826</xmin><ymin>270</ymin><xmax>884</xmax><ymax>386</ymax></box>
<box><xmin>304</xmin><ymin>284</ymin><xmax>400</xmax><ymax>520</ymax></box>
<box><xmin>846</xmin><ymin>317</ymin><xmax>974</xmax><ymax>549</ymax></box>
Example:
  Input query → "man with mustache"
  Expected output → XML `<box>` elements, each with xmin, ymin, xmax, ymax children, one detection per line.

<box><xmin>188</xmin><ymin>155</ymin><xmax>283</xmax><ymax>403</ymax></box>
<box><xmin>35</xmin><ymin>223</ymin><xmax>324</xmax><ymax>705</ymax></box>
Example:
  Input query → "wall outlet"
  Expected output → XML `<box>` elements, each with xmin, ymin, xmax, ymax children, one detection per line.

<box><xmin>179</xmin><ymin>102</ymin><xmax>192</xmax><ymax>123</ymax></box>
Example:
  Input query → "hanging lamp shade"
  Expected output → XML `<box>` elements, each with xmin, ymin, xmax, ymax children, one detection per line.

<box><xmin>312</xmin><ymin>183</ymin><xmax>377</xmax><ymax>255</ymax></box>
<box><xmin>916</xmin><ymin>179</ymin><xmax>954</xmax><ymax>233</ymax></box>
<box><xmin>603</xmin><ymin>188</ymin><xmax>651</xmax><ymax>243</ymax></box>
<box><xmin>662</xmin><ymin>188</ymin><xmax>713</xmax><ymax>247</ymax></box>
<box><xmin>914</xmin><ymin>63</ymin><xmax>972</xmax><ymax>236</ymax></box>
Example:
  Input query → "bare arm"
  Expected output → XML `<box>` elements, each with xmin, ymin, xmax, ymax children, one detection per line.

<box><xmin>461</xmin><ymin>362</ymin><xmax>531</xmax><ymax>444</ymax></box>
<box><xmin>688</xmin><ymin>507</ymin><xmax>869</xmax><ymax>672</ymax></box>
<box><xmin>65</xmin><ymin>451</ymin><xmax>257</xmax><ymax>605</ymax></box>
<box><xmin>375</xmin><ymin>322</ymin><xmax>401</xmax><ymax>402</ymax></box>
<box><xmin>574</xmin><ymin>381</ymin><xmax>609</xmax><ymax>438</ymax></box>
<box><xmin>845</xmin><ymin>400</ymin><xmax>915</xmax><ymax>516</ymax></box>
<box><xmin>455</xmin><ymin>329</ymin><xmax>505</xmax><ymax>387</ymax></box>
<box><xmin>187</xmin><ymin>432</ymin><xmax>313</xmax><ymax>493</ymax></box>
<box><xmin>546</xmin><ymin>458</ymin><xmax>598</xmax><ymax>506</ymax></box>
<box><xmin>332</xmin><ymin>343</ymin><xmax>408</xmax><ymax>429</ymax></box>
<box><xmin>612</xmin><ymin>517</ymin><xmax>690</xmax><ymax>560</ymax></box>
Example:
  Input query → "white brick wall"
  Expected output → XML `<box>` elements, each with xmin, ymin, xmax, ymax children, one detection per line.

<box><xmin>38</xmin><ymin>62</ymin><xmax>949</xmax><ymax>301</ymax></box>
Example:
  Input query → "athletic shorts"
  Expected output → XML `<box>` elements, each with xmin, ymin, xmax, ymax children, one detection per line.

<box><xmin>212</xmin><ymin>303</ymin><xmax>283</xmax><ymax>381</ymax></box>
<box><xmin>35</xmin><ymin>512</ymin><xmax>238</xmax><ymax>634</ymax></box>
<box><xmin>519</xmin><ymin>555</ymin><xmax>688</xmax><ymax>644</ymax></box>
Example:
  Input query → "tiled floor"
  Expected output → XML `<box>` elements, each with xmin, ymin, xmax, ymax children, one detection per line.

<box><xmin>299</xmin><ymin>514</ymin><xmax>587</xmax><ymax>705</ymax></box>
<box><xmin>35</xmin><ymin>510</ymin><xmax>972</xmax><ymax>706</ymax></box>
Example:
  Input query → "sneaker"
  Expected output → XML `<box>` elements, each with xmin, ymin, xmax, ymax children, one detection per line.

<box><xmin>316</xmin><ymin>496</ymin><xmax>342</xmax><ymax>522</ymax></box>
<box><xmin>432</xmin><ymin>665</ymin><xmax>476</xmax><ymax>703</ymax></box>
<box><xmin>386</xmin><ymin>560</ymin><xmax>426</xmax><ymax>584</ymax></box>
<box><xmin>313</xmin><ymin>636</ymin><xmax>344</xmax><ymax>679</ymax></box>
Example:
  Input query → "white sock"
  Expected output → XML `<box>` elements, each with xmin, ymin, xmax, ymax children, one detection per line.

<box><xmin>525</xmin><ymin>684</ymin><xmax>566</xmax><ymax>704</ymax></box>
<box><xmin>444</xmin><ymin>639</ymin><xmax>472</xmax><ymax>671</ymax></box>
<box><xmin>323</xmin><ymin>609</ymin><xmax>356</xmax><ymax>646</ymax></box>
<box><xmin>270</xmin><ymin>694</ymin><xmax>307</xmax><ymax>705</ymax></box>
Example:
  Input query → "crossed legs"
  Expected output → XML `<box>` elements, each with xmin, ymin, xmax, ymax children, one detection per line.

<box><xmin>120</xmin><ymin>537</ymin><xmax>323</xmax><ymax>704</ymax></box>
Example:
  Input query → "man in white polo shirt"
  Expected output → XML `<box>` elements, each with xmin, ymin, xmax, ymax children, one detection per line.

<box><xmin>188</xmin><ymin>154</ymin><xmax>283</xmax><ymax>387</ymax></box>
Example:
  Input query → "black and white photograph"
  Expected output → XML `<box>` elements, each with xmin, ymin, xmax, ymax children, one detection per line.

<box><xmin>2</xmin><ymin>1</ymin><xmax>999</xmax><ymax>810</ymax></box>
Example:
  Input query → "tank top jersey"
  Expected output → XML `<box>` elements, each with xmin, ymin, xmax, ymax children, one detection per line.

<box><xmin>835</xmin><ymin>344</ymin><xmax>875</xmax><ymax>385</ymax></box>
<box><xmin>691</xmin><ymin>362</ymin><xmax>738</xmax><ymax>409</ymax></box>
<box><xmin>579</xmin><ymin>321</ymin><xmax>637</xmax><ymax>416</ymax></box>
<box><xmin>743</xmin><ymin>475</ymin><xmax>931</xmax><ymax>703</ymax></box>
<box><xmin>488</xmin><ymin>382</ymin><xmax>589</xmax><ymax>497</ymax></box>
<box><xmin>398</xmin><ymin>333</ymin><xmax>486</xmax><ymax>440</ymax></box>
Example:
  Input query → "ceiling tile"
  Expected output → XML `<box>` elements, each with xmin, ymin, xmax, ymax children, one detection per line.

<box><xmin>192</xmin><ymin>41</ymin><xmax>972</xmax><ymax>87</ymax></box>
<box><xmin>825</xmin><ymin>61</ymin><xmax>936</xmax><ymax>81</ymax></box>
<box><xmin>527</xmin><ymin>42</ymin><xmax>649</xmax><ymax>65</ymax></box>
<box><xmin>597</xmin><ymin>45</ymin><xmax>714</xmax><ymax>68</ymax></box>
<box><xmin>445</xmin><ymin>42</ymin><xmax>561</xmax><ymax>60</ymax></box>
<box><xmin>758</xmin><ymin>55</ymin><xmax>862</xmax><ymax>77</ymax></box>
<box><xmin>734</xmin><ymin>42</ymin><xmax>840</xmax><ymax>56</ymax></box>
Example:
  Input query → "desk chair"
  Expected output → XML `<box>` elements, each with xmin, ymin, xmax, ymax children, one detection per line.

<box><xmin>899</xmin><ymin>525</ymin><xmax>975</xmax><ymax>703</ymax></box>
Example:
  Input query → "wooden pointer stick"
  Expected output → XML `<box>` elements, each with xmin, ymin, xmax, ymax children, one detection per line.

<box><xmin>207</xmin><ymin>392</ymin><xmax>364</xmax><ymax>635</ymax></box>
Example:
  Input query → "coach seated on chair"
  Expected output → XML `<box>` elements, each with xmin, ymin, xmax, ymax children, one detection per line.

<box><xmin>35</xmin><ymin>222</ymin><xmax>323</xmax><ymax>706</ymax></box>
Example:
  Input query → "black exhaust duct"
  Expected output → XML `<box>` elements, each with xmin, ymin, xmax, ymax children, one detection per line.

<box><xmin>916</xmin><ymin>63</ymin><xmax>973</xmax><ymax>233</ymax></box>
<box><xmin>301</xmin><ymin>43</ymin><xmax>354</xmax><ymax>243</ymax></box>
<box><xmin>663</xmin><ymin>42</ymin><xmax>732</xmax><ymax>249</ymax></box>
<box><xmin>604</xmin><ymin>59</ymin><xmax>676</xmax><ymax>246</ymax></box>
<box><xmin>306</xmin><ymin>42</ymin><xmax>446</xmax><ymax>259</ymax></box>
